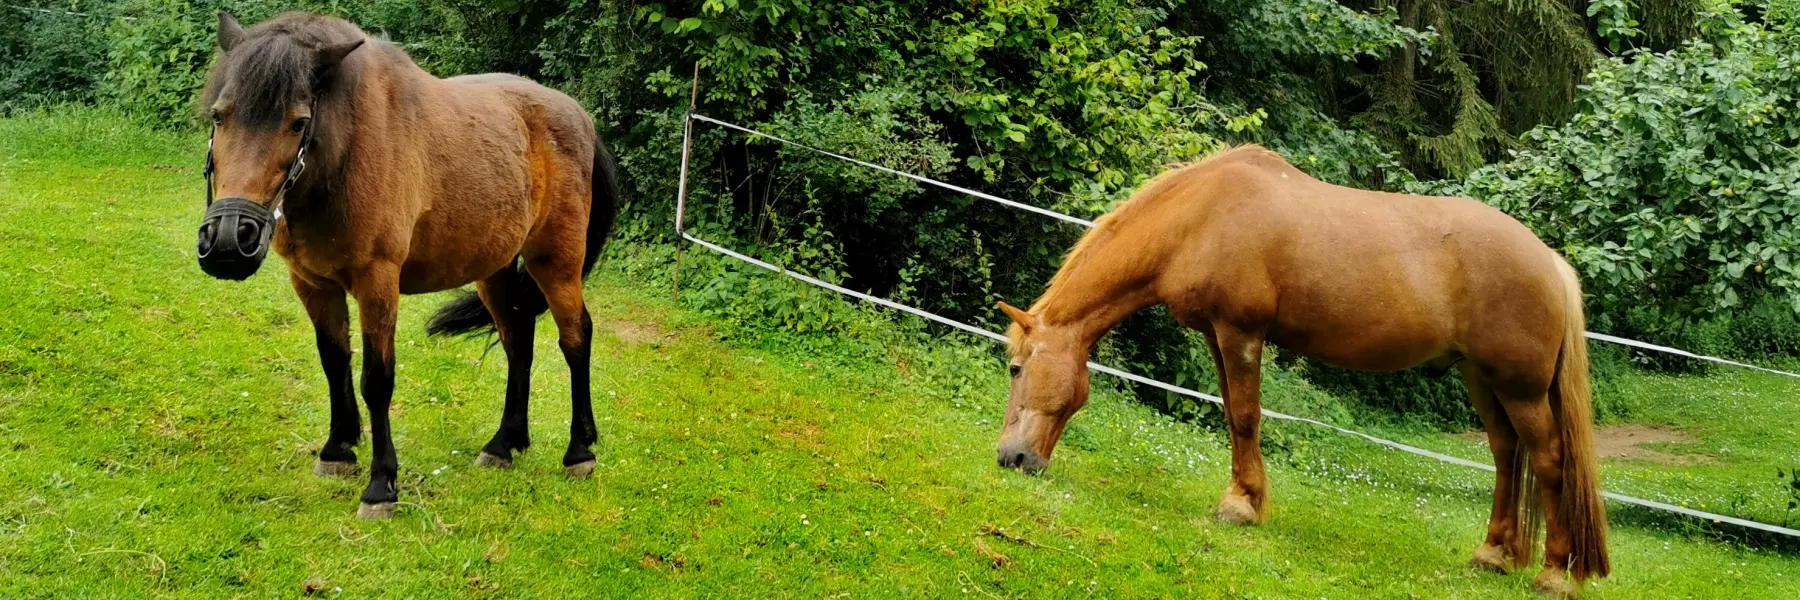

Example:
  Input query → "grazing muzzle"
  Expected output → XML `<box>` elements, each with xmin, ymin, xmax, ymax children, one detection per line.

<box><xmin>195</xmin><ymin>101</ymin><xmax>314</xmax><ymax>281</ymax></box>
<box><xmin>196</xmin><ymin>197</ymin><xmax>275</xmax><ymax>280</ymax></box>
<box><xmin>996</xmin><ymin>439</ymin><xmax>1050</xmax><ymax>474</ymax></box>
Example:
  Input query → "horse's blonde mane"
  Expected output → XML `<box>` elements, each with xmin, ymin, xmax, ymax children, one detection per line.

<box><xmin>1038</xmin><ymin>145</ymin><xmax>1269</xmax><ymax>308</ymax></box>
<box><xmin>1004</xmin><ymin>144</ymin><xmax>1274</xmax><ymax>350</ymax></box>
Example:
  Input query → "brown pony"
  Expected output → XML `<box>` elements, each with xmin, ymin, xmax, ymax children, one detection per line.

<box><xmin>995</xmin><ymin>145</ymin><xmax>1608</xmax><ymax>595</ymax></box>
<box><xmin>196</xmin><ymin>12</ymin><xmax>619</xmax><ymax>519</ymax></box>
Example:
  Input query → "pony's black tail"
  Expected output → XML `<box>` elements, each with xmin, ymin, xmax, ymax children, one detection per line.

<box><xmin>426</xmin><ymin>136</ymin><xmax>623</xmax><ymax>337</ymax></box>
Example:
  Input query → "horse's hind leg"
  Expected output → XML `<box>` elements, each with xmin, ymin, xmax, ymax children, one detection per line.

<box><xmin>293</xmin><ymin>276</ymin><xmax>360</xmax><ymax>477</ymax></box>
<box><xmin>1211</xmin><ymin>325</ymin><xmax>1270</xmax><ymax>525</ymax></box>
<box><xmin>473</xmin><ymin>270</ymin><xmax>538</xmax><ymax>469</ymax></box>
<box><xmin>1461</xmin><ymin>364</ymin><xmax>1528</xmax><ymax>573</ymax></box>
<box><xmin>523</xmin><ymin>255</ymin><xmax>597</xmax><ymax>478</ymax></box>
<box><xmin>1498</xmin><ymin>390</ymin><xmax>1575</xmax><ymax>597</ymax></box>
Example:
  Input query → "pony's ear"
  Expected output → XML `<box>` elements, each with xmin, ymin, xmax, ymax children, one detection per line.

<box><xmin>997</xmin><ymin>301</ymin><xmax>1038</xmax><ymax>333</ymax></box>
<box><xmin>218</xmin><ymin>12</ymin><xmax>246</xmax><ymax>52</ymax></box>
<box><xmin>314</xmin><ymin>40</ymin><xmax>366</xmax><ymax>79</ymax></box>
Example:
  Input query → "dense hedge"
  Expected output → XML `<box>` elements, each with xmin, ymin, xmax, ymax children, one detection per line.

<box><xmin>1421</xmin><ymin>2</ymin><xmax>1800</xmax><ymax>360</ymax></box>
<box><xmin>6</xmin><ymin>0</ymin><xmax>1797</xmax><ymax>428</ymax></box>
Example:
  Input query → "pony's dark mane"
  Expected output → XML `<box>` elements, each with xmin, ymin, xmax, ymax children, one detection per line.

<box><xmin>200</xmin><ymin>13</ymin><xmax>389</xmax><ymax>227</ymax></box>
<box><xmin>200</xmin><ymin>13</ymin><xmax>368</xmax><ymax>128</ymax></box>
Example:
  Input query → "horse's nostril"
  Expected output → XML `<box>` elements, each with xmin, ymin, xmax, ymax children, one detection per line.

<box><xmin>1014</xmin><ymin>452</ymin><xmax>1026</xmax><ymax>465</ymax></box>
<box><xmin>198</xmin><ymin>223</ymin><xmax>216</xmax><ymax>254</ymax></box>
<box><xmin>236</xmin><ymin>220</ymin><xmax>260</xmax><ymax>251</ymax></box>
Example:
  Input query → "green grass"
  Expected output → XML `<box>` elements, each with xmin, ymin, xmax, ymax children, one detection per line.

<box><xmin>1</xmin><ymin>108</ymin><xmax>1797</xmax><ymax>598</ymax></box>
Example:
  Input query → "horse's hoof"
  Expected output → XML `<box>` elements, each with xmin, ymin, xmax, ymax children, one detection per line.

<box><xmin>563</xmin><ymin>460</ymin><xmax>596</xmax><ymax>478</ymax></box>
<box><xmin>1468</xmin><ymin>544</ymin><xmax>1512</xmax><ymax>574</ymax></box>
<box><xmin>356</xmin><ymin>501</ymin><xmax>397</xmax><ymax>520</ymax></box>
<box><xmin>474</xmin><ymin>451</ymin><xmax>513</xmax><ymax>469</ymax></box>
<box><xmin>313</xmin><ymin>460</ymin><xmax>359</xmax><ymax>477</ymax></box>
<box><xmin>1215</xmin><ymin>494</ymin><xmax>1261</xmax><ymax>525</ymax></box>
<box><xmin>1532</xmin><ymin>569</ymin><xmax>1576</xmax><ymax>598</ymax></box>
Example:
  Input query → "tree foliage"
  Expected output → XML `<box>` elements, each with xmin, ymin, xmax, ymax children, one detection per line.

<box><xmin>1425</xmin><ymin>1</ymin><xmax>1800</xmax><ymax>355</ymax></box>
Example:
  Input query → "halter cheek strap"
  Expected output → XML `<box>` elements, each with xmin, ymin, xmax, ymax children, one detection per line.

<box><xmin>203</xmin><ymin>104</ymin><xmax>316</xmax><ymax>218</ymax></box>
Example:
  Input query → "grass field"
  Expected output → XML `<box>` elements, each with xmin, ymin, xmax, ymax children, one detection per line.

<box><xmin>2</xmin><ymin>110</ymin><xmax>1797</xmax><ymax>598</ymax></box>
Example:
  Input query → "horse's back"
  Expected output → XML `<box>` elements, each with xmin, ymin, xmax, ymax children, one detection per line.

<box><xmin>375</xmin><ymin>69</ymin><xmax>595</xmax><ymax>293</ymax></box>
<box><xmin>1185</xmin><ymin>156</ymin><xmax>1566</xmax><ymax>374</ymax></box>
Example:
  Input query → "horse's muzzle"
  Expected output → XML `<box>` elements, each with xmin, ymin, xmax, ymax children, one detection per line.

<box><xmin>196</xmin><ymin>197</ymin><xmax>275</xmax><ymax>280</ymax></box>
<box><xmin>996</xmin><ymin>440</ymin><xmax>1050</xmax><ymax>474</ymax></box>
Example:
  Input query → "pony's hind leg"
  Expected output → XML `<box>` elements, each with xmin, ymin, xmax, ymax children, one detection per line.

<box><xmin>293</xmin><ymin>276</ymin><xmax>360</xmax><ymax>477</ymax></box>
<box><xmin>473</xmin><ymin>269</ymin><xmax>539</xmax><ymax>469</ymax></box>
<box><xmin>1499</xmin><ymin>391</ymin><xmax>1575</xmax><ymax>597</ymax></box>
<box><xmin>1461</xmin><ymin>364</ymin><xmax>1528</xmax><ymax>573</ymax></box>
<box><xmin>523</xmin><ymin>257</ymin><xmax>598</xmax><ymax>478</ymax></box>
<box><xmin>1211</xmin><ymin>325</ymin><xmax>1270</xmax><ymax>525</ymax></box>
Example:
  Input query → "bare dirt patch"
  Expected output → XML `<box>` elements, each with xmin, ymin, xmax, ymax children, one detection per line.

<box><xmin>606</xmin><ymin>320</ymin><xmax>668</xmax><ymax>345</ymax></box>
<box><xmin>1454</xmin><ymin>425</ymin><xmax>1713</xmax><ymax>465</ymax></box>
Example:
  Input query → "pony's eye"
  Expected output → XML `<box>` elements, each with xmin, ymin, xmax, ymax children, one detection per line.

<box><xmin>290</xmin><ymin>117</ymin><xmax>310</xmax><ymax>134</ymax></box>
<box><xmin>1009</xmin><ymin>364</ymin><xmax>1022</xmax><ymax>378</ymax></box>
<box><xmin>210</xmin><ymin>111</ymin><xmax>223</xmax><ymax>126</ymax></box>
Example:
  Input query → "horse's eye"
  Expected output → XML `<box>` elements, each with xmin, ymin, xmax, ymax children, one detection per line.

<box><xmin>290</xmin><ymin>117</ymin><xmax>310</xmax><ymax>134</ymax></box>
<box><xmin>1009</xmin><ymin>364</ymin><xmax>1022</xmax><ymax>378</ymax></box>
<box><xmin>210</xmin><ymin>111</ymin><xmax>223</xmax><ymax>127</ymax></box>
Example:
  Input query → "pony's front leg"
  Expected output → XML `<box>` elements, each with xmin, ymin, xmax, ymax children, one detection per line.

<box><xmin>352</xmin><ymin>267</ymin><xmax>402</xmax><ymax>520</ymax></box>
<box><xmin>1213</xmin><ymin>327</ymin><xmax>1270</xmax><ymax>525</ymax></box>
<box><xmin>293</xmin><ymin>275</ymin><xmax>360</xmax><ymax>477</ymax></box>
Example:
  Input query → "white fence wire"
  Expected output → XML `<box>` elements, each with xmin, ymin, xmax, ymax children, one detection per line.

<box><xmin>673</xmin><ymin>112</ymin><xmax>1800</xmax><ymax>538</ymax></box>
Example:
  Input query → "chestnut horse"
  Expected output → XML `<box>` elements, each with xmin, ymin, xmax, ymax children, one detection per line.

<box><xmin>995</xmin><ymin>145</ymin><xmax>1608</xmax><ymax>595</ymax></box>
<box><xmin>195</xmin><ymin>12</ymin><xmax>620</xmax><ymax>519</ymax></box>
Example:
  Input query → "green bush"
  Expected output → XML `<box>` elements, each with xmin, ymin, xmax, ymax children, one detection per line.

<box><xmin>1423</xmin><ymin>1</ymin><xmax>1800</xmax><ymax>354</ymax></box>
<box><xmin>0</xmin><ymin>3</ymin><xmax>111</xmax><ymax>113</ymax></box>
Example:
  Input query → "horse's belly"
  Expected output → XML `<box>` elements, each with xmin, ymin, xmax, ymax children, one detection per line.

<box><xmin>1267</xmin><ymin>293</ymin><xmax>1455</xmax><ymax>372</ymax></box>
<box><xmin>397</xmin><ymin>254</ymin><xmax>513</xmax><ymax>294</ymax></box>
<box><xmin>1274</xmin><ymin>325</ymin><xmax>1451</xmax><ymax>371</ymax></box>
<box><xmin>397</xmin><ymin>213</ymin><xmax>530</xmax><ymax>294</ymax></box>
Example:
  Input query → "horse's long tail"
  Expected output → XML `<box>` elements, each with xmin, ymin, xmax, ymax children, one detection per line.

<box><xmin>1550</xmin><ymin>257</ymin><xmax>1610</xmax><ymax>582</ymax></box>
<box><xmin>427</xmin><ymin>136</ymin><xmax>623</xmax><ymax>337</ymax></box>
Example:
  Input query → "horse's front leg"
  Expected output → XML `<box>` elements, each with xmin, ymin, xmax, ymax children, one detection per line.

<box><xmin>1213</xmin><ymin>326</ymin><xmax>1270</xmax><ymax>525</ymax></box>
<box><xmin>293</xmin><ymin>275</ymin><xmax>360</xmax><ymax>476</ymax></box>
<box><xmin>351</xmin><ymin>265</ymin><xmax>402</xmax><ymax>520</ymax></box>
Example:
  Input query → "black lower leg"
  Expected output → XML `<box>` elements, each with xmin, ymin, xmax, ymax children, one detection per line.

<box><xmin>359</xmin><ymin>337</ymin><xmax>398</xmax><ymax>509</ymax></box>
<box><xmin>481</xmin><ymin>310</ymin><xmax>534</xmax><ymax>461</ymax></box>
<box><xmin>316</xmin><ymin>329</ymin><xmax>360</xmax><ymax>465</ymax></box>
<box><xmin>562</xmin><ymin>307</ymin><xmax>597</xmax><ymax>468</ymax></box>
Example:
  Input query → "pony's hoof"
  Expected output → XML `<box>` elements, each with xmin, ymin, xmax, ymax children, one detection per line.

<box><xmin>356</xmin><ymin>501</ymin><xmax>397</xmax><ymax>520</ymax></box>
<box><xmin>1215</xmin><ymin>494</ymin><xmax>1261</xmax><ymax>525</ymax></box>
<box><xmin>313</xmin><ymin>460</ymin><xmax>359</xmax><ymax>477</ymax></box>
<box><xmin>563</xmin><ymin>460</ymin><xmax>596</xmax><ymax>478</ymax></box>
<box><xmin>474</xmin><ymin>451</ymin><xmax>513</xmax><ymax>469</ymax></box>
<box><xmin>1532</xmin><ymin>569</ymin><xmax>1575</xmax><ymax>598</ymax></box>
<box><xmin>1468</xmin><ymin>544</ymin><xmax>1512</xmax><ymax>574</ymax></box>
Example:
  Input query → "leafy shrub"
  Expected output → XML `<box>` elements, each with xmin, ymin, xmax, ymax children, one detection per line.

<box><xmin>1422</xmin><ymin>2</ymin><xmax>1800</xmax><ymax>352</ymax></box>
<box><xmin>0</xmin><ymin>3</ymin><xmax>111</xmax><ymax>112</ymax></box>
<box><xmin>94</xmin><ymin>0</ymin><xmax>468</xmax><ymax>126</ymax></box>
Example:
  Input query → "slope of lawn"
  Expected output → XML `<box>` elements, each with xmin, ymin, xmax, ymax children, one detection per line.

<box><xmin>1</xmin><ymin>110</ymin><xmax>1796</xmax><ymax>598</ymax></box>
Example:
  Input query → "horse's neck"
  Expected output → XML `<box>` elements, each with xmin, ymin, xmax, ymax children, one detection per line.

<box><xmin>1036</xmin><ymin>231</ymin><xmax>1166</xmax><ymax>347</ymax></box>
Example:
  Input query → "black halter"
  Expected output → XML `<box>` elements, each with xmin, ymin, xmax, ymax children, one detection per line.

<box><xmin>203</xmin><ymin>104</ymin><xmax>316</xmax><ymax>218</ymax></box>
